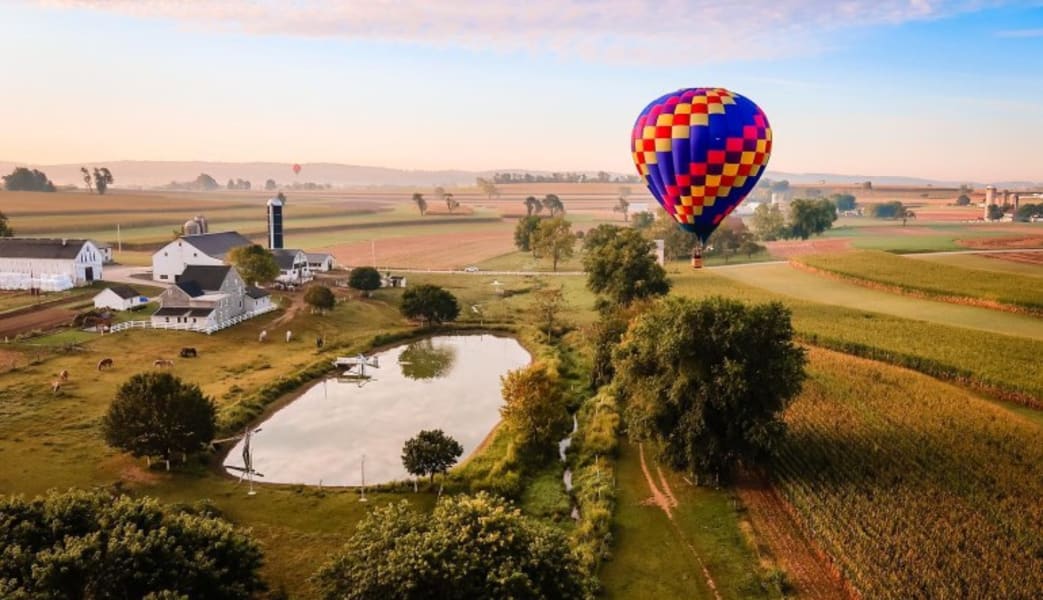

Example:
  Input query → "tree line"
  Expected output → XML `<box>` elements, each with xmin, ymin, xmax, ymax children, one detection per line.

<box><xmin>490</xmin><ymin>171</ymin><xmax>640</xmax><ymax>184</ymax></box>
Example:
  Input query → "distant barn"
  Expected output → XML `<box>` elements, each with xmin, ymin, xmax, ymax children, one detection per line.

<box><xmin>0</xmin><ymin>238</ymin><xmax>104</xmax><ymax>291</ymax></box>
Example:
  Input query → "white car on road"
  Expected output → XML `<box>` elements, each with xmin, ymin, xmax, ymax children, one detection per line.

<box><xmin>463</xmin><ymin>266</ymin><xmax>480</xmax><ymax>272</ymax></box>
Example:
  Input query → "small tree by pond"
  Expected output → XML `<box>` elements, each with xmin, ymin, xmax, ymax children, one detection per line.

<box><xmin>402</xmin><ymin>429</ymin><xmax>463</xmax><ymax>484</ymax></box>
<box><xmin>400</xmin><ymin>284</ymin><xmax>460</xmax><ymax>326</ymax></box>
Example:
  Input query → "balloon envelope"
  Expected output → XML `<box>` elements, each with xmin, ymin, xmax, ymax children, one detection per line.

<box><xmin>631</xmin><ymin>88</ymin><xmax>771</xmax><ymax>243</ymax></box>
<box><xmin>292</xmin><ymin>163</ymin><xmax>301</xmax><ymax>175</ymax></box>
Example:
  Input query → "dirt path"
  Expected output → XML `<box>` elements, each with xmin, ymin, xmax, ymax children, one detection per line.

<box><xmin>736</xmin><ymin>474</ymin><xmax>854</xmax><ymax>600</ymax></box>
<box><xmin>0</xmin><ymin>306</ymin><xmax>77</xmax><ymax>338</ymax></box>
<box><xmin>638</xmin><ymin>444</ymin><xmax>722</xmax><ymax>600</ymax></box>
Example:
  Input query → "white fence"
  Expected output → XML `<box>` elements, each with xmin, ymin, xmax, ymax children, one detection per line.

<box><xmin>109</xmin><ymin>305</ymin><xmax>276</xmax><ymax>335</ymax></box>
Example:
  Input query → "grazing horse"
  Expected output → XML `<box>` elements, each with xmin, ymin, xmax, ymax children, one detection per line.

<box><xmin>258</xmin><ymin>330</ymin><xmax>268</xmax><ymax>343</ymax></box>
<box><xmin>58</xmin><ymin>369</ymin><xmax>69</xmax><ymax>382</ymax></box>
<box><xmin>153</xmin><ymin>358</ymin><xmax>174</xmax><ymax>368</ymax></box>
<box><xmin>315</xmin><ymin>336</ymin><xmax>324</xmax><ymax>349</ymax></box>
<box><xmin>179</xmin><ymin>347</ymin><xmax>197</xmax><ymax>358</ymax></box>
<box><xmin>285</xmin><ymin>330</ymin><xmax>292</xmax><ymax>343</ymax></box>
<box><xmin>51</xmin><ymin>380</ymin><xmax>62</xmax><ymax>394</ymax></box>
<box><xmin>97</xmin><ymin>358</ymin><xmax>113</xmax><ymax>371</ymax></box>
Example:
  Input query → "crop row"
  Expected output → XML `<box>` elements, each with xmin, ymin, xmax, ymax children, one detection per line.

<box><xmin>793</xmin><ymin>250</ymin><xmax>1043</xmax><ymax>312</ymax></box>
<box><xmin>772</xmin><ymin>348</ymin><xmax>1043</xmax><ymax>599</ymax></box>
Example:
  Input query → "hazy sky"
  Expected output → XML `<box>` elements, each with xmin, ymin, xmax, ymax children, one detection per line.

<box><xmin>2</xmin><ymin>1</ymin><xmax>1042</xmax><ymax>181</ymax></box>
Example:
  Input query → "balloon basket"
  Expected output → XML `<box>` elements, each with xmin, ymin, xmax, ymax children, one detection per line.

<box><xmin>691</xmin><ymin>248</ymin><xmax>703</xmax><ymax>270</ymax></box>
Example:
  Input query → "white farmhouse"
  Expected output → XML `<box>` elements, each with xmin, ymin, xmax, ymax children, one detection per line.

<box><xmin>151</xmin><ymin>265</ymin><xmax>271</xmax><ymax>332</ymax></box>
<box><xmin>272</xmin><ymin>248</ymin><xmax>313</xmax><ymax>285</ymax></box>
<box><xmin>306</xmin><ymin>252</ymin><xmax>335</xmax><ymax>272</ymax></box>
<box><xmin>0</xmin><ymin>238</ymin><xmax>103</xmax><ymax>291</ymax></box>
<box><xmin>93</xmin><ymin>284</ymin><xmax>149</xmax><ymax>311</ymax></box>
<box><xmin>151</xmin><ymin>231</ymin><xmax>252</xmax><ymax>282</ymax></box>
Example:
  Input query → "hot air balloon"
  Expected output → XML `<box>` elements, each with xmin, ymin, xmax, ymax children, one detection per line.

<box><xmin>631</xmin><ymin>88</ymin><xmax>772</xmax><ymax>268</ymax></box>
<box><xmin>292</xmin><ymin>163</ymin><xmax>302</xmax><ymax>176</ymax></box>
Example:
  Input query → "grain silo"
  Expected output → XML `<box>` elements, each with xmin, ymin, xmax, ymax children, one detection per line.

<box><xmin>267</xmin><ymin>197</ymin><xmax>284</xmax><ymax>249</ymax></box>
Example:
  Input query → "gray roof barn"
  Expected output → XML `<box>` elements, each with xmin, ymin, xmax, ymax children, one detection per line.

<box><xmin>271</xmin><ymin>248</ymin><xmax>304</xmax><ymax>269</ymax></box>
<box><xmin>177</xmin><ymin>265</ymin><xmax>232</xmax><ymax>292</ymax></box>
<box><xmin>245</xmin><ymin>286</ymin><xmax>269</xmax><ymax>299</ymax></box>
<box><xmin>106</xmin><ymin>284</ymin><xmax>141</xmax><ymax>299</ymax></box>
<box><xmin>181</xmin><ymin>232</ymin><xmax>252</xmax><ymax>260</ymax></box>
<box><xmin>0</xmin><ymin>238</ymin><xmax>92</xmax><ymax>259</ymax></box>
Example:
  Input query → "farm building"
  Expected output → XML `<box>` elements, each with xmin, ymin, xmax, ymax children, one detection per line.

<box><xmin>93</xmin><ymin>284</ymin><xmax>149</xmax><ymax>311</ymax></box>
<box><xmin>91</xmin><ymin>241</ymin><xmax>114</xmax><ymax>263</ymax></box>
<box><xmin>0</xmin><ymin>238</ymin><xmax>103</xmax><ymax>291</ymax></box>
<box><xmin>151</xmin><ymin>265</ymin><xmax>271</xmax><ymax>332</ymax></box>
<box><xmin>272</xmin><ymin>249</ymin><xmax>313</xmax><ymax>285</ymax></box>
<box><xmin>381</xmin><ymin>273</ymin><xmax>407</xmax><ymax>288</ymax></box>
<box><xmin>306</xmin><ymin>252</ymin><xmax>335</xmax><ymax>272</ymax></box>
<box><xmin>152</xmin><ymin>231</ymin><xmax>252</xmax><ymax>282</ymax></box>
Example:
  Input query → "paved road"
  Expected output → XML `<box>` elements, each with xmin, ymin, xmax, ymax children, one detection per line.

<box><xmin>103</xmin><ymin>265</ymin><xmax>167</xmax><ymax>287</ymax></box>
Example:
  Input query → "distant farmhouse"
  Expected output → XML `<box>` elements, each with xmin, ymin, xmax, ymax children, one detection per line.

<box><xmin>151</xmin><ymin>265</ymin><xmax>272</xmax><ymax>332</ymax></box>
<box><xmin>93</xmin><ymin>284</ymin><xmax>148</xmax><ymax>311</ymax></box>
<box><xmin>152</xmin><ymin>231</ymin><xmax>252</xmax><ymax>282</ymax></box>
<box><xmin>307</xmin><ymin>252</ymin><xmax>335</xmax><ymax>272</ymax></box>
<box><xmin>0</xmin><ymin>238</ymin><xmax>104</xmax><ymax>291</ymax></box>
<box><xmin>272</xmin><ymin>248</ymin><xmax>313</xmax><ymax>286</ymax></box>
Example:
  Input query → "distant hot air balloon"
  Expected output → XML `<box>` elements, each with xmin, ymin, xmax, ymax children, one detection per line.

<box><xmin>292</xmin><ymin>163</ymin><xmax>302</xmax><ymax>176</ymax></box>
<box><xmin>631</xmin><ymin>88</ymin><xmax>772</xmax><ymax>268</ymax></box>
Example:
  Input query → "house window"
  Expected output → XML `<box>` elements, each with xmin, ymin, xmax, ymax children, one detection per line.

<box><xmin>164</xmin><ymin>252</ymin><xmax>168</xmax><ymax>256</ymax></box>
<box><xmin>160</xmin><ymin>274</ymin><xmax>168</xmax><ymax>280</ymax></box>
<box><xmin>193</xmin><ymin>252</ymin><xmax>197</xmax><ymax>257</ymax></box>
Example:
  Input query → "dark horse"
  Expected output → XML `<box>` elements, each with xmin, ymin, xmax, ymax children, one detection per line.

<box><xmin>179</xmin><ymin>347</ymin><xmax>198</xmax><ymax>358</ymax></box>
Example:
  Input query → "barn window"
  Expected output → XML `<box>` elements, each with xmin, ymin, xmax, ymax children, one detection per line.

<box><xmin>165</xmin><ymin>317</ymin><xmax>170</xmax><ymax>322</ymax></box>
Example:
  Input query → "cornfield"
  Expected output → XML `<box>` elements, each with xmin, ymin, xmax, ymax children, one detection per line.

<box><xmin>773</xmin><ymin>348</ymin><xmax>1043</xmax><ymax>598</ymax></box>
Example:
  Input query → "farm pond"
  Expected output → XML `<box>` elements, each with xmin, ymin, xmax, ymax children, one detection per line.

<box><xmin>224</xmin><ymin>334</ymin><xmax>530</xmax><ymax>486</ymax></box>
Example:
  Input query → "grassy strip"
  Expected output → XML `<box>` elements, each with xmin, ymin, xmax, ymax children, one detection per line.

<box><xmin>568</xmin><ymin>388</ymin><xmax>620</xmax><ymax>577</ymax></box>
<box><xmin>793</xmin><ymin>250</ymin><xmax>1043</xmax><ymax>313</ymax></box>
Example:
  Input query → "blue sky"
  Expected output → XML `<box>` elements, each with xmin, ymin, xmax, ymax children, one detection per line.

<box><xmin>2</xmin><ymin>1</ymin><xmax>1042</xmax><ymax>181</ymax></box>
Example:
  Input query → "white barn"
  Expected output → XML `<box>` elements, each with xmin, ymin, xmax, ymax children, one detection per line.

<box><xmin>0</xmin><ymin>238</ymin><xmax>103</xmax><ymax>290</ymax></box>
<box><xmin>152</xmin><ymin>231</ymin><xmax>252</xmax><ymax>282</ymax></box>
<box><xmin>93</xmin><ymin>284</ymin><xmax>149</xmax><ymax>311</ymax></box>
<box><xmin>272</xmin><ymin>248</ymin><xmax>313</xmax><ymax>285</ymax></box>
<box><xmin>306</xmin><ymin>252</ymin><xmax>335</xmax><ymax>272</ymax></box>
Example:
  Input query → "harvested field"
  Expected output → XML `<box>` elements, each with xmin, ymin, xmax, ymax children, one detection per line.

<box><xmin>327</xmin><ymin>228</ymin><xmax>516</xmax><ymax>269</ymax></box>
<box><xmin>763</xmin><ymin>239</ymin><xmax>850</xmax><ymax>258</ymax></box>
<box><xmin>0</xmin><ymin>306</ymin><xmax>77</xmax><ymax>339</ymax></box>
<box><xmin>958</xmin><ymin>235</ymin><xmax>1043</xmax><ymax>249</ymax></box>
<box><xmin>981</xmin><ymin>251</ymin><xmax>1043</xmax><ymax>266</ymax></box>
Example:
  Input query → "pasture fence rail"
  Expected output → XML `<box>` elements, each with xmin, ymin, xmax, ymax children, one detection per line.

<box><xmin>108</xmin><ymin>305</ymin><xmax>276</xmax><ymax>335</ymax></box>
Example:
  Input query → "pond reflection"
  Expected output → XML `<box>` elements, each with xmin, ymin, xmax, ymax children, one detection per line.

<box><xmin>223</xmin><ymin>335</ymin><xmax>529</xmax><ymax>486</ymax></box>
<box><xmin>398</xmin><ymin>338</ymin><xmax>457</xmax><ymax>380</ymax></box>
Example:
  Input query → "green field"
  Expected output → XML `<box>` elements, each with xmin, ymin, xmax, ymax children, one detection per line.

<box><xmin>795</xmin><ymin>250</ymin><xmax>1043</xmax><ymax>311</ymax></box>
<box><xmin>709</xmin><ymin>262</ymin><xmax>1043</xmax><ymax>340</ymax></box>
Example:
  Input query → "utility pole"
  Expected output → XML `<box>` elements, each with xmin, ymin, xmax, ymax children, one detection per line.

<box><xmin>359</xmin><ymin>453</ymin><xmax>368</xmax><ymax>502</ymax></box>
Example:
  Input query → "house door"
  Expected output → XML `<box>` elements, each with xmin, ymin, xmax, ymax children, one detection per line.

<box><xmin>85</xmin><ymin>267</ymin><xmax>94</xmax><ymax>282</ymax></box>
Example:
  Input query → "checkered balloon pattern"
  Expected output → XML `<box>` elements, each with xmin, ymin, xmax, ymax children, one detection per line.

<box><xmin>632</xmin><ymin>88</ymin><xmax>772</xmax><ymax>243</ymax></box>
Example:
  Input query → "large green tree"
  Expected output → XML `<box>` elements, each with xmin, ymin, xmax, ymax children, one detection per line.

<box><xmin>347</xmin><ymin>266</ymin><xmax>382</xmax><ymax>296</ymax></box>
<box><xmin>304</xmin><ymin>285</ymin><xmax>336</xmax><ymax>312</ymax></box>
<box><xmin>0</xmin><ymin>489</ymin><xmax>264</xmax><ymax>599</ymax></box>
<box><xmin>93</xmin><ymin>167</ymin><xmax>114</xmax><ymax>195</ymax></box>
<box><xmin>313</xmin><ymin>493</ymin><xmax>586</xmax><ymax>599</ymax></box>
<box><xmin>531</xmin><ymin>217</ymin><xmax>576</xmax><ymax>271</ymax></box>
<box><xmin>614</xmin><ymin>296</ymin><xmax>807</xmax><ymax>484</ymax></box>
<box><xmin>2</xmin><ymin>167</ymin><xmax>55</xmax><ymax>192</ymax></box>
<box><xmin>582</xmin><ymin>224</ymin><xmax>670</xmax><ymax>306</ymax></box>
<box><xmin>500</xmin><ymin>361</ymin><xmax>570</xmax><ymax>452</ymax></box>
<box><xmin>542</xmin><ymin>194</ymin><xmax>565</xmax><ymax>217</ymax></box>
<box><xmin>102</xmin><ymin>372</ymin><xmax>217</xmax><ymax>470</ymax></box>
<box><xmin>830</xmin><ymin>193</ymin><xmax>857</xmax><ymax>211</ymax></box>
<box><xmin>750</xmin><ymin>203</ymin><xmax>787</xmax><ymax>241</ymax></box>
<box><xmin>514</xmin><ymin>216</ymin><xmax>541</xmax><ymax>253</ymax></box>
<box><xmin>401</xmin><ymin>429</ymin><xmax>463</xmax><ymax>483</ymax></box>
<box><xmin>400</xmin><ymin>284</ymin><xmax>460</xmax><ymax>325</ymax></box>
<box><xmin>227</xmin><ymin>244</ymin><xmax>279</xmax><ymax>286</ymax></box>
<box><xmin>0</xmin><ymin>211</ymin><xmax>12</xmax><ymax>237</ymax></box>
<box><xmin>788</xmin><ymin>198</ymin><xmax>837</xmax><ymax>240</ymax></box>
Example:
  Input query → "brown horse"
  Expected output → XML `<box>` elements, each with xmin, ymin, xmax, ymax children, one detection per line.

<box><xmin>51</xmin><ymin>380</ymin><xmax>62</xmax><ymax>394</ymax></box>
<box><xmin>153</xmin><ymin>358</ymin><xmax>174</xmax><ymax>368</ymax></box>
<box><xmin>97</xmin><ymin>358</ymin><xmax>113</xmax><ymax>371</ymax></box>
<box><xmin>58</xmin><ymin>369</ymin><xmax>69</xmax><ymax>382</ymax></box>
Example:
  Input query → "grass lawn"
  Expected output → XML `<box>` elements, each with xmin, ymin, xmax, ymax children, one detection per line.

<box><xmin>601</xmin><ymin>441</ymin><xmax>776</xmax><ymax>599</ymax></box>
<box><xmin>710</xmin><ymin>262</ymin><xmax>1043</xmax><ymax>340</ymax></box>
<box><xmin>794</xmin><ymin>250</ymin><xmax>1043</xmax><ymax>311</ymax></box>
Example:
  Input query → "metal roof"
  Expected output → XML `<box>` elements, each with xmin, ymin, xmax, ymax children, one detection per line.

<box><xmin>177</xmin><ymin>265</ymin><xmax>231</xmax><ymax>292</ymax></box>
<box><xmin>105</xmin><ymin>284</ymin><xmax>141</xmax><ymax>299</ymax></box>
<box><xmin>271</xmin><ymin>248</ymin><xmax>304</xmax><ymax>269</ymax></box>
<box><xmin>180</xmin><ymin>231</ymin><xmax>252</xmax><ymax>259</ymax></box>
<box><xmin>245</xmin><ymin>286</ymin><xmax>270</xmax><ymax>299</ymax></box>
<box><xmin>0</xmin><ymin>238</ymin><xmax>92</xmax><ymax>260</ymax></box>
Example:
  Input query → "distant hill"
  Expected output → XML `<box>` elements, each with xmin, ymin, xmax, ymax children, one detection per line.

<box><xmin>0</xmin><ymin>160</ymin><xmax>1038</xmax><ymax>191</ymax></box>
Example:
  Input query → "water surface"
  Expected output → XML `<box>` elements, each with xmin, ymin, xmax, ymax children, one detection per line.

<box><xmin>224</xmin><ymin>335</ymin><xmax>530</xmax><ymax>486</ymax></box>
